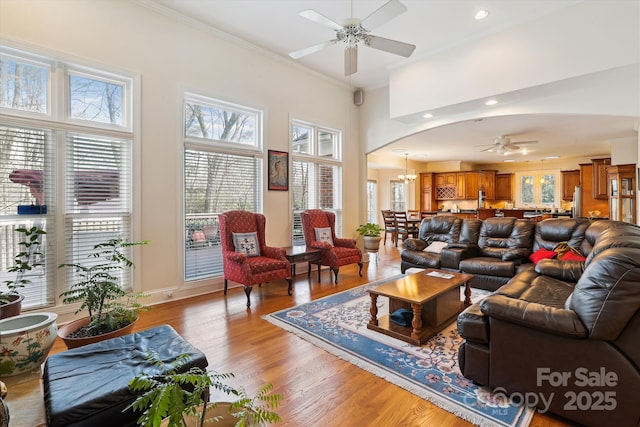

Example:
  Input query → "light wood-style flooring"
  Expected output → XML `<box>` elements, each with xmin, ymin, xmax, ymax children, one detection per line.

<box><xmin>5</xmin><ymin>243</ymin><xmax>575</xmax><ymax>427</ymax></box>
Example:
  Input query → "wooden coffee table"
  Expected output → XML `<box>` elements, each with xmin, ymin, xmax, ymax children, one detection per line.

<box><xmin>367</xmin><ymin>269</ymin><xmax>473</xmax><ymax>346</ymax></box>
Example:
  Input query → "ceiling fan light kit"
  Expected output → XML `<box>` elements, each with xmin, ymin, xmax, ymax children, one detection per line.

<box><xmin>477</xmin><ymin>135</ymin><xmax>538</xmax><ymax>156</ymax></box>
<box><xmin>289</xmin><ymin>0</ymin><xmax>416</xmax><ymax>76</ymax></box>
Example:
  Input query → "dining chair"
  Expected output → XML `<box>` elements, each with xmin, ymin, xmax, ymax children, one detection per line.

<box><xmin>381</xmin><ymin>210</ymin><xmax>397</xmax><ymax>245</ymax></box>
<box><xmin>407</xmin><ymin>209</ymin><xmax>420</xmax><ymax>219</ymax></box>
<box><xmin>393</xmin><ymin>211</ymin><xmax>419</xmax><ymax>247</ymax></box>
<box><xmin>420</xmin><ymin>210</ymin><xmax>436</xmax><ymax>220</ymax></box>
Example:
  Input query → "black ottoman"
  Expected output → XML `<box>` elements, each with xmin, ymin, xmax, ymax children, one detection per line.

<box><xmin>43</xmin><ymin>324</ymin><xmax>208</xmax><ymax>427</ymax></box>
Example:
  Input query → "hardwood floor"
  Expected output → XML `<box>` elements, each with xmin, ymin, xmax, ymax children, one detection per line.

<box><xmin>5</xmin><ymin>243</ymin><xmax>575</xmax><ymax>427</ymax></box>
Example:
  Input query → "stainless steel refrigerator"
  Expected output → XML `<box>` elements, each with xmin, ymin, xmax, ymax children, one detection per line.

<box><xmin>572</xmin><ymin>185</ymin><xmax>582</xmax><ymax>218</ymax></box>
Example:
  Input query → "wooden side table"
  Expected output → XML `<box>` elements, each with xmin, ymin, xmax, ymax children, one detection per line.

<box><xmin>283</xmin><ymin>246</ymin><xmax>322</xmax><ymax>281</ymax></box>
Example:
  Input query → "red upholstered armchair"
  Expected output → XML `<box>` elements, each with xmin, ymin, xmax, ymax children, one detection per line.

<box><xmin>300</xmin><ymin>209</ymin><xmax>363</xmax><ymax>284</ymax></box>
<box><xmin>219</xmin><ymin>210</ymin><xmax>292</xmax><ymax>307</ymax></box>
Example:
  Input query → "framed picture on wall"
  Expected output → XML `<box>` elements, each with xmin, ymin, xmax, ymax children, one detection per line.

<box><xmin>268</xmin><ymin>150</ymin><xmax>288</xmax><ymax>191</ymax></box>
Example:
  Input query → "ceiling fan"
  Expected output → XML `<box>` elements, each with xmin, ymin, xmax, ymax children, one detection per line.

<box><xmin>478</xmin><ymin>135</ymin><xmax>539</xmax><ymax>155</ymax></box>
<box><xmin>289</xmin><ymin>0</ymin><xmax>416</xmax><ymax>76</ymax></box>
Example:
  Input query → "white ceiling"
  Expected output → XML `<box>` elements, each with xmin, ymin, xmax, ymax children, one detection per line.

<box><xmin>146</xmin><ymin>0</ymin><xmax>638</xmax><ymax>165</ymax></box>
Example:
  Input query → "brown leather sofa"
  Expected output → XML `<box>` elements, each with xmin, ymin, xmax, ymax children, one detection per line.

<box><xmin>400</xmin><ymin>215</ymin><xmax>477</xmax><ymax>272</ymax></box>
<box><xmin>402</xmin><ymin>216</ymin><xmax>535</xmax><ymax>290</ymax></box>
<box><xmin>457</xmin><ymin>220</ymin><xmax>640</xmax><ymax>427</ymax></box>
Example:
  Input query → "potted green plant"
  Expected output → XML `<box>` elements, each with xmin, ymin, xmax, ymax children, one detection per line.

<box><xmin>356</xmin><ymin>223</ymin><xmax>384</xmax><ymax>252</ymax></box>
<box><xmin>1</xmin><ymin>226</ymin><xmax>46</xmax><ymax>319</ymax></box>
<box><xmin>57</xmin><ymin>237</ymin><xmax>149</xmax><ymax>348</ymax></box>
<box><xmin>127</xmin><ymin>351</ymin><xmax>281</xmax><ymax>427</ymax></box>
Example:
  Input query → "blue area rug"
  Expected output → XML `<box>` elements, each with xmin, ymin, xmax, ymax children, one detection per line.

<box><xmin>264</xmin><ymin>275</ymin><xmax>533</xmax><ymax>427</ymax></box>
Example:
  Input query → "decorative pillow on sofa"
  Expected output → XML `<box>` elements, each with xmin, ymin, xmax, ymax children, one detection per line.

<box><xmin>560</xmin><ymin>251</ymin><xmax>587</xmax><ymax>261</ymax></box>
<box><xmin>314</xmin><ymin>227</ymin><xmax>334</xmax><ymax>246</ymax></box>
<box><xmin>232</xmin><ymin>232</ymin><xmax>260</xmax><ymax>257</ymax></box>
<box><xmin>529</xmin><ymin>248</ymin><xmax>557</xmax><ymax>264</ymax></box>
<box><xmin>423</xmin><ymin>241</ymin><xmax>448</xmax><ymax>253</ymax></box>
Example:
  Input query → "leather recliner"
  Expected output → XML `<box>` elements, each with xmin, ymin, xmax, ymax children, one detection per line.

<box><xmin>455</xmin><ymin>217</ymin><xmax>535</xmax><ymax>291</ymax></box>
<box><xmin>457</xmin><ymin>221</ymin><xmax>640</xmax><ymax>427</ymax></box>
<box><xmin>400</xmin><ymin>215</ymin><xmax>477</xmax><ymax>273</ymax></box>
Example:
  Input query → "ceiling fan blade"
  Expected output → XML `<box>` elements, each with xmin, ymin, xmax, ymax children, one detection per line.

<box><xmin>299</xmin><ymin>9</ymin><xmax>343</xmax><ymax>31</ymax></box>
<box><xmin>345</xmin><ymin>45</ymin><xmax>358</xmax><ymax>76</ymax></box>
<box><xmin>480</xmin><ymin>146</ymin><xmax>496</xmax><ymax>152</ymax></box>
<box><xmin>361</xmin><ymin>0</ymin><xmax>407</xmax><ymax>31</ymax></box>
<box><xmin>510</xmin><ymin>140</ymin><xmax>538</xmax><ymax>145</ymax></box>
<box><xmin>365</xmin><ymin>35</ymin><xmax>415</xmax><ymax>57</ymax></box>
<box><xmin>289</xmin><ymin>40</ymin><xmax>337</xmax><ymax>59</ymax></box>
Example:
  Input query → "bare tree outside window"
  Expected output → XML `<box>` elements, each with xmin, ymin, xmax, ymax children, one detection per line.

<box><xmin>0</xmin><ymin>57</ymin><xmax>48</xmax><ymax>113</ymax></box>
<box><xmin>183</xmin><ymin>97</ymin><xmax>263</xmax><ymax>281</ymax></box>
<box><xmin>69</xmin><ymin>75</ymin><xmax>123</xmax><ymax>125</ymax></box>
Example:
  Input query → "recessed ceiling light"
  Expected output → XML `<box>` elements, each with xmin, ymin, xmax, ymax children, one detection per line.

<box><xmin>546</xmin><ymin>155</ymin><xmax>560</xmax><ymax>159</ymax></box>
<box><xmin>503</xmin><ymin>159</ymin><xmax>515</xmax><ymax>162</ymax></box>
<box><xmin>423</xmin><ymin>113</ymin><xmax>433</xmax><ymax>119</ymax></box>
<box><xmin>474</xmin><ymin>9</ymin><xmax>490</xmax><ymax>20</ymax></box>
<box><xmin>485</xmin><ymin>99</ymin><xmax>498</xmax><ymax>106</ymax></box>
<box><xmin>392</xmin><ymin>148</ymin><xmax>408</xmax><ymax>153</ymax></box>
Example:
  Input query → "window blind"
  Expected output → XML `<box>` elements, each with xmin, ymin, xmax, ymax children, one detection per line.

<box><xmin>63</xmin><ymin>133</ymin><xmax>132</xmax><ymax>291</ymax></box>
<box><xmin>0</xmin><ymin>124</ymin><xmax>56</xmax><ymax>309</ymax></box>
<box><xmin>292</xmin><ymin>160</ymin><xmax>342</xmax><ymax>245</ymax></box>
<box><xmin>184</xmin><ymin>149</ymin><xmax>261</xmax><ymax>281</ymax></box>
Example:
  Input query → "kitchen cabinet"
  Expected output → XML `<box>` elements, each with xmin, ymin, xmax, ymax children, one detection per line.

<box><xmin>464</xmin><ymin>172</ymin><xmax>479</xmax><ymax>199</ymax></box>
<box><xmin>494</xmin><ymin>173</ymin><xmax>513</xmax><ymax>200</ymax></box>
<box><xmin>479</xmin><ymin>171</ymin><xmax>496</xmax><ymax>200</ymax></box>
<box><xmin>435</xmin><ymin>173</ymin><xmax>456</xmax><ymax>187</ymax></box>
<box><xmin>420</xmin><ymin>173</ymin><xmax>436</xmax><ymax>211</ymax></box>
<box><xmin>434</xmin><ymin>172</ymin><xmax>457</xmax><ymax>200</ymax></box>
<box><xmin>592</xmin><ymin>158</ymin><xmax>611</xmax><ymax>200</ymax></box>
<box><xmin>607</xmin><ymin>164</ymin><xmax>636</xmax><ymax>224</ymax></box>
<box><xmin>456</xmin><ymin>173</ymin><xmax>466</xmax><ymax>199</ymax></box>
<box><xmin>561</xmin><ymin>170</ymin><xmax>580</xmax><ymax>201</ymax></box>
<box><xmin>579</xmin><ymin>163</ymin><xmax>609</xmax><ymax>218</ymax></box>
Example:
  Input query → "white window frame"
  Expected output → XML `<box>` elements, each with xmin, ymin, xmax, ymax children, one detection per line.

<box><xmin>182</xmin><ymin>93</ymin><xmax>264</xmax><ymax>283</ymax></box>
<box><xmin>390</xmin><ymin>180</ymin><xmax>406</xmax><ymax>212</ymax></box>
<box><xmin>184</xmin><ymin>93</ymin><xmax>263</xmax><ymax>152</ymax></box>
<box><xmin>0</xmin><ymin>44</ymin><xmax>138</xmax><ymax>311</ymax></box>
<box><xmin>291</xmin><ymin>119</ymin><xmax>343</xmax><ymax>245</ymax></box>
<box><xmin>64</xmin><ymin>65</ymin><xmax>133</xmax><ymax>132</ymax></box>
<box><xmin>0</xmin><ymin>47</ymin><xmax>54</xmax><ymax>119</ymax></box>
<box><xmin>515</xmin><ymin>169</ymin><xmax>561</xmax><ymax>208</ymax></box>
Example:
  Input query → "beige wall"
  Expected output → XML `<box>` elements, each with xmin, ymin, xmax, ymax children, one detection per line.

<box><xmin>0</xmin><ymin>0</ymin><xmax>362</xmax><ymax>318</ymax></box>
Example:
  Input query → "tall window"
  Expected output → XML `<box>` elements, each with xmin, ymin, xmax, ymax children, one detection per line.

<box><xmin>367</xmin><ymin>180</ymin><xmax>378</xmax><ymax>224</ymax></box>
<box><xmin>183</xmin><ymin>94</ymin><xmax>263</xmax><ymax>281</ymax></box>
<box><xmin>291</xmin><ymin>120</ymin><xmax>342</xmax><ymax>245</ymax></box>
<box><xmin>0</xmin><ymin>46</ymin><xmax>134</xmax><ymax>310</ymax></box>
<box><xmin>390</xmin><ymin>180</ymin><xmax>406</xmax><ymax>211</ymax></box>
<box><xmin>516</xmin><ymin>170</ymin><xmax>560</xmax><ymax>208</ymax></box>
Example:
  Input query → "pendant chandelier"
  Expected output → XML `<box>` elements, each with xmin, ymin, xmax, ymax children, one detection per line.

<box><xmin>398</xmin><ymin>153</ymin><xmax>416</xmax><ymax>184</ymax></box>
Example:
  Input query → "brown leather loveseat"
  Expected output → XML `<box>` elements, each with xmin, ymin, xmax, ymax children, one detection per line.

<box><xmin>457</xmin><ymin>220</ymin><xmax>640</xmax><ymax>427</ymax></box>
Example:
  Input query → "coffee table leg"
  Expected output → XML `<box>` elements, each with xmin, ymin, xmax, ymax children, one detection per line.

<box><xmin>410</xmin><ymin>303</ymin><xmax>422</xmax><ymax>340</ymax></box>
<box><xmin>369</xmin><ymin>293</ymin><xmax>379</xmax><ymax>326</ymax></box>
<box><xmin>464</xmin><ymin>281</ymin><xmax>471</xmax><ymax>307</ymax></box>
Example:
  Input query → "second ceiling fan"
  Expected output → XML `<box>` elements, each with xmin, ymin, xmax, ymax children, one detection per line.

<box><xmin>289</xmin><ymin>0</ymin><xmax>416</xmax><ymax>76</ymax></box>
